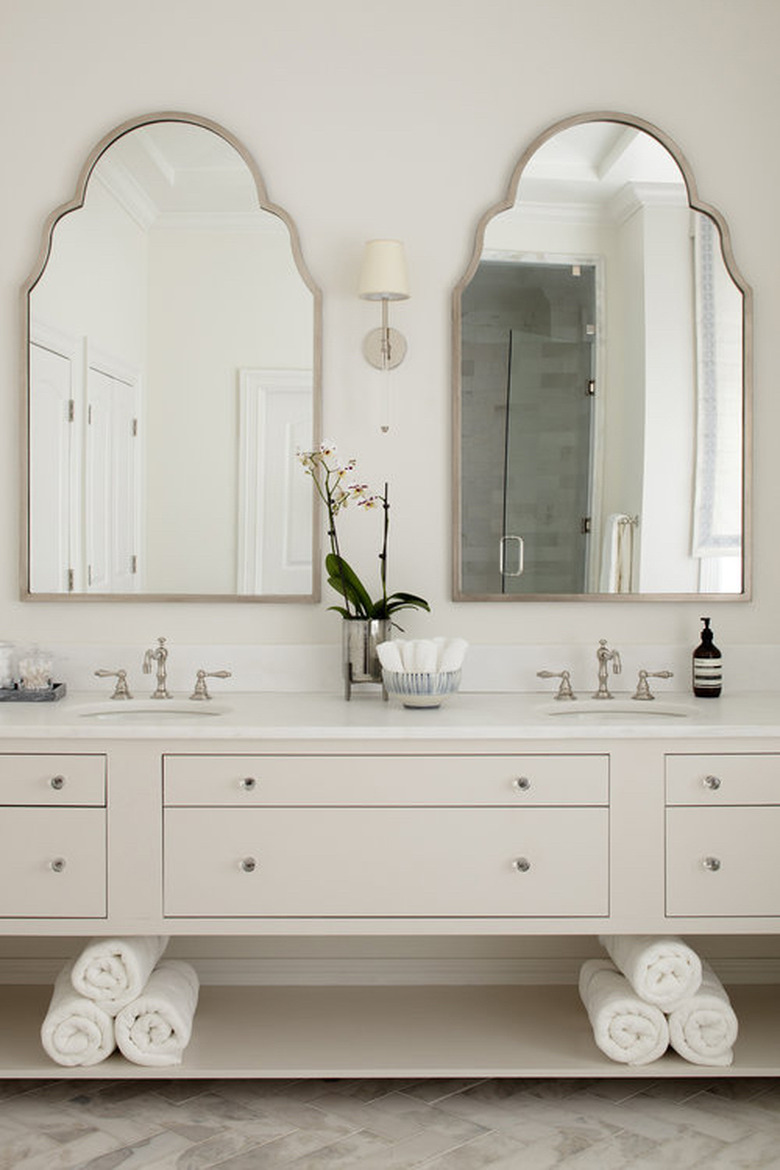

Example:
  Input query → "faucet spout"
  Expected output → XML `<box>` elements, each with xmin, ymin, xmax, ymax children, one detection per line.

<box><xmin>594</xmin><ymin>639</ymin><xmax>621</xmax><ymax>700</ymax></box>
<box><xmin>143</xmin><ymin>636</ymin><xmax>172</xmax><ymax>699</ymax></box>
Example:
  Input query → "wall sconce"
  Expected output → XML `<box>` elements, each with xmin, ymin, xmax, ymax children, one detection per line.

<box><xmin>358</xmin><ymin>239</ymin><xmax>409</xmax><ymax>370</ymax></box>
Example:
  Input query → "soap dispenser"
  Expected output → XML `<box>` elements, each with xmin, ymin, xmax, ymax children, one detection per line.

<box><xmin>692</xmin><ymin>617</ymin><xmax>722</xmax><ymax>698</ymax></box>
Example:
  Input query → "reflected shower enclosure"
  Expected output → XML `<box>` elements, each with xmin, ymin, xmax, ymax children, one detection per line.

<box><xmin>461</xmin><ymin>260</ymin><xmax>597</xmax><ymax>595</ymax></box>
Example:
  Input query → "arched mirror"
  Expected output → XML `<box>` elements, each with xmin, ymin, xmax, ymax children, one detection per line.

<box><xmin>453</xmin><ymin>112</ymin><xmax>751</xmax><ymax>600</ymax></box>
<box><xmin>23</xmin><ymin>113</ymin><xmax>320</xmax><ymax>600</ymax></box>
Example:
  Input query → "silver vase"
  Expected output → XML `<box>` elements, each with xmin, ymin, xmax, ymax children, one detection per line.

<box><xmin>342</xmin><ymin>618</ymin><xmax>390</xmax><ymax>700</ymax></box>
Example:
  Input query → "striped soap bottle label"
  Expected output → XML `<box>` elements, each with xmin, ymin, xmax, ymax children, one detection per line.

<box><xmin>693</xmin><ymin>659</ymin><xmax>722</xmax><ymax>688</ymax></box>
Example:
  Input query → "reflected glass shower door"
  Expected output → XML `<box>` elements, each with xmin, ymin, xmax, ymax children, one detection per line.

<box><xmin>502</xmin><ymin>263</ymin><xmax>596</xmax><ymax>594</ymax></box>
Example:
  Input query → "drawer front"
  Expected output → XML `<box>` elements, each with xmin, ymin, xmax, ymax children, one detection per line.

<box><xmin>164</xmin><ymin>754</ymin><xmax>608</xmax><ymax>807</ymax></box>
<box><xmin>666</xmin><ymin>753</ymin><xmax>780</xmax><ymax>805</ymax></box>
<box><xmin>0</xmin><ymin>754</ymin><xmax>106</xmax><ymax>806</ymax></box>
<box><xmin>164</xmin><ymin>807</ymin><xmax>609</xmax><ymax>918</ymax></box>
<box><xmin>0</xmin><ymin>809</ymin><xmax>106</xmax><ymax>918</ymax></box>
<box><xmin>666</xmin><ymin>807</ymin><xmax>780</xmax><ymax>917</ymax></box>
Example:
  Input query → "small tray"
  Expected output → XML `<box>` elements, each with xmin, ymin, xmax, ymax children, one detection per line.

<box><xmin>0</xmin><ymin>682</ymin><xmax>67</xmax><ymax>703</ymax></box>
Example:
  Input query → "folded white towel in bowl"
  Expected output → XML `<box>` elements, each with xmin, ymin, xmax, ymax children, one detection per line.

<box><xmin>115</xmin><ymin>960</ymin><xmax>200</xmax><ymax>1067</ymax></box>
<box><xmin>41</xmin><ymin>962</ymin><xmax>115</xmax><ymax>1067</ymax></box>
<box><xmin>599</xmin><ymin>934</ymin><xmax>702</xmax><ymax>1012</ymax></box>
<box><xmin>70</xmin><ymin>936</ymin><xmax>169</xmax><ymax>1015</ymax></box>
<box><xmin>376</xmin><ymin>642</ymin><xmax>403</xmax><ymax>672</ymax></box>
<box><xmin>668</xmin><ymin>962</ymin><xmax>738</xmax><ymax>1066</ymax></box>
<box><xmin>579</xmin><ymin>958</ymin><xmax>669</xmax><ymax>1065</ymax></box>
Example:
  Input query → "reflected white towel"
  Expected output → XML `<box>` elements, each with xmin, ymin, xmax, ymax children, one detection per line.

<box><xmin>668</xmin><ymin>962</ymin><xmax>738</xmax><ymax>1066</ymax></box>
<box><xmin>599</xmin><ymin>935</ymin><xmax>702</xmax><ymax>1012</ymax></box>
<box><xmin>599</xmin><ymin>514</ymin><xmax>633</xmax><ymax>593</ymax></box>
<box><xmin>115</xmin><ymin>960</ymin><xmax>199</xmax><ymax>1067</ymax></box>
<box><xmin>41</xmin><ymin>962</ymin><xmax>115</xmax><ymax>1067</ymax></box>
<box><xmin>71</xmin><ymin>936</ymin><xmax>169</xmax><ymax>1015</ymax></box>
<box><xmin>579</xmin><ymin>959</ymin><xmax>669</xmax><ymax>1065</ymax></box>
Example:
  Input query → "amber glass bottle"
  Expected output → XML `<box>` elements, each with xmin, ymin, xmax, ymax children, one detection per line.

<box><xmin>692</xmin><ymin>617</ymin><xmax>722</xmax><ymax>698</ymax></box>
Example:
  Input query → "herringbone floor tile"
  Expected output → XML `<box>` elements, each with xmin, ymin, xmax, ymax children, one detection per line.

<box><xmin>1</xmin><ymin>1078</ymin><xmax>780</xmax><ymax>1168</ymax></box>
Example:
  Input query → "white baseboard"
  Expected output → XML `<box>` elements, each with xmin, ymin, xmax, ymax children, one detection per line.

<box><xmin>2</xmin><ymin>955</ymin><xmax>779</xmax><ymax>986</ymax></box>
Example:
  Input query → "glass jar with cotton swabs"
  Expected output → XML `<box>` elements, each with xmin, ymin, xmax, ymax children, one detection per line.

<box><xmin>378</xmin><ymin>638</ymin><xmax>468</xmax><ymax>708</ymax></box>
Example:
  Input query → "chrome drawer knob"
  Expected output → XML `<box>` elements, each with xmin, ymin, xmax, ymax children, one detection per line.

<box><xmin>239</xmin><ymin>856</ymin><xmax>257</xmax><ymax>873</ymax></box>
<box><xmin>239</xmin><ymin>777</ymin><xmax>257</xmax><ymax>791</ymax></box>
<box><xmin>50</xmin><ymin>775</ymin><xmax>65</xmax><ymax>790</ymax></box>
<box><xmin>513</xmin><ymin>777</ymin><xmax>531</xmax><ymax>792</ymax></box>
<box><xmin>512</xmin><ymin>857</ymin><xmax>531</xmax><ymax>872</ymax></box>
<box><xmin>703</xmin><ymin>775</ymin><xmax>722</xmax><ymax>791</ymax></box>
<box><xmin>50</xmin><ymin>857</ymin><xmax>67</xmax><ymax>873</ymax></box>
<box><xmin>702</xmin><ymin>856</ymin><xmax>722</xmax><ymax>872</ymax></box>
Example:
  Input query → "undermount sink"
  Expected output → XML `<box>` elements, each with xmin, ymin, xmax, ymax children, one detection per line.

<box><xmin>74</xmin><ymin>700</ymin><xmax>230</xmax><ymax>720</ymax></box>
<box><xmin>543</xmin><ymin>698</ymin><xmax>692</xmax><ymax>718</ymax></box>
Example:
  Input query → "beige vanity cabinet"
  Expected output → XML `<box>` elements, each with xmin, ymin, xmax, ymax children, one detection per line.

<box><xmin>666</xmin><ymin>753</ymin><xmax>780</xmax><ymax>917</ymax></box>
<box><xmin>0</xmin><ymin>753</ymin><xmax>106</xmax><ymax>918</ymax></box>
<box><xmin>163</xmin><ymin>753</ymin><xmax>609</xmax><ymax>919</ymax></box>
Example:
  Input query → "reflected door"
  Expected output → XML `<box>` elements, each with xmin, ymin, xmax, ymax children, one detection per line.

<box><xmin>501</xmin><ymin>263</ymin><xmax>595</xmax><ymax>594</ymax></box>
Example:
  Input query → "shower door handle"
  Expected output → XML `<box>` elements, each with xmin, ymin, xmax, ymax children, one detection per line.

<box><xmin>499</xmin><ymin>535</ymin><xmax>524</xmax><ymax>576</ymax></box>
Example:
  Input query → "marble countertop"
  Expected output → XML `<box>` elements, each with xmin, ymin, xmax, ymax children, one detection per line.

<box><xmin>0</xmin><ymin>689</ymin><xmax>779</xmax><ymax>740</ymax></box>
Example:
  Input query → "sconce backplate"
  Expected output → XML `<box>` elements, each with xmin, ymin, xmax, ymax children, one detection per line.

<box><xmin>362</xmin><ymin>327</ymin><xmax>407</xmax><ymax>369</ymax></box>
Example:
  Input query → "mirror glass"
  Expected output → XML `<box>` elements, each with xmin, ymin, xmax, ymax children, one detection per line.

<box><xmin>24</xmin><ymin>114</ymin><xmax>320</xmax><ymax>599</ymax></box>
<box><xmin>454</xmin><ymin>114</ymin><xmax>750</xmax><ymax>600</ymax></box>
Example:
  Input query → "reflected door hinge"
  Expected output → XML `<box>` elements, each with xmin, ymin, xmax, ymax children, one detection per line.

<box><xmin>130</xmin><ymin>555</ymin><xmax>137</xmax><ymax>574</ymax></box>
<box><xmin>87</xmin><ymin>564</ymin><xmax>93</xmax><ymax>587</ymax></box>
<box><xmin>586</xmin><ymin>379</ymin><xmax>596</xmax><ymax>397</ymax></box>
<box><xmin>67</xmin><ymin>568</ymin><xmax>74</xmax><ymax>592</ymax></box>
<box><xmin>581</xmin><ymin>516</ymin><xmax>592</xmax><ymax>535</ymax></box>
<box><xmin>132</xmin><ymin>418</ymin><xmax>138</xmax><ymax>437</ymax></box>
<box><xmin>67</xmin><ymin>399</ymin><xmax>75</xmax><ymax>422</ymax></box>
<box><xmin>87</xmin><ymin>403</ymin><xmax>92</xmax><ymax>425</ymax></box>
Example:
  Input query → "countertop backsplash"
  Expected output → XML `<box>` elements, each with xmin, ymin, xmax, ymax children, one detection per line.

<box><xmin>21</xmin><ymin>641</ymin><xmax>780</xmax><ymax>696</ymax></box>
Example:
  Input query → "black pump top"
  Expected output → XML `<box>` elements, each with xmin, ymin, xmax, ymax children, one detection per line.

<box><xmin>700</xmin><ymin>617</ymin><xmax>713</xmax><ymax>643</ymax></box>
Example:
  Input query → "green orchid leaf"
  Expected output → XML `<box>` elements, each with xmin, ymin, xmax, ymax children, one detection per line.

<box><xmin>325</xmin><ymin>553</ymin><xmax>374</xmax><ymax>616</ymax></box>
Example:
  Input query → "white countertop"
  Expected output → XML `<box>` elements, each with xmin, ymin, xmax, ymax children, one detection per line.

<box><xmin>1</xmin><ymin>690</ymin><xmax>780</xmax><ymax>740</ymax></box>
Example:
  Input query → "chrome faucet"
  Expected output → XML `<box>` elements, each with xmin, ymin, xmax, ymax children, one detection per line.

<box><xmin>594</xmin><ymin>639</ymin><xmax>621</xmax><ymax>699</ymax></box>
<box><xmin>143</xmin><ymin>636</ymin><xmax>172</xmax><ymax>699</ymax></box>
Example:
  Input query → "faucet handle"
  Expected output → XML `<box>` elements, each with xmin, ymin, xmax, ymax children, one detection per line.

<box><xmin>190</xmin><ymin>669</ymin><xmax>232</xmax><ymax>701</ymax></box>
<box><xmin>94</xmin><ymin>668</ymin><xmax>132</xmax><ymax>700</ymax></box>
<box><xmin>537</xmin><ymin>669</ymin><xmax>576</xmax><ymax>700</ymax></box>
<box><xmin>632</xmin><ymin>668</ymin><xmax>674</xmax><ymax>701</ymax></box>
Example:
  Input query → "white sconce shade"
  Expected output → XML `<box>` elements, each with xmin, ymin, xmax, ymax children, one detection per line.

<box><xmin>358</xmin><ymin>240</ymin><xmax>410</xmax><ymax>301</ymax></box>
<box><xmin>359</xmin><ymin>240</ymin><xmax>409</xmax><ymax>384</ymax></box>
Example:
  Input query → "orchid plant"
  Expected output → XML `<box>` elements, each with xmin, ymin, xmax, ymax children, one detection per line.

<box><xmin>298</xmin><ymin>446</ymin><xmax>430</xmax><ymax>622</ymax></box>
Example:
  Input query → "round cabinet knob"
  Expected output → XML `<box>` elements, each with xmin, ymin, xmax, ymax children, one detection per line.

<box><xmin>702</xmin><ymin>856</ymin><xmax>722</xmax><ymax>872</ymax></box>
<box><xmin>239</xmin><ymin>777</ymin><xmax>257</xmax><ymax>791</ymax></box>
<box><xmin>512</xmin><ymin>857</ymin><xmax>531</xmax><ymax>872</ymax></box>
<box><xmin>49</xmin><ymin>775</ymin><xmax>65</xmax><ymax>790</ymax></box>
<box><xmin>239</xmin><ymin>856</ymin><xmax>258</xmax><ymax>873</ymax></box>
<box><xmin>513</xmin><ymin>777</ymin><xmax>531</xmax><ymax>792</ymax></box>
<box><xmin>703</xmin><ymin>775</ymin><xmax>722</xmax><ymax>791</ymax></box>
<box><xmin>50</xmin><ymin>857</ymin><xmax>67</xmax><ymax>873</ymax></box>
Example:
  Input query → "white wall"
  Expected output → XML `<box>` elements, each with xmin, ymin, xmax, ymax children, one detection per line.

<box><xmin>1</xmin><ymin>0</ymin><xmax>777</xmax><ymax>659</ymax></box>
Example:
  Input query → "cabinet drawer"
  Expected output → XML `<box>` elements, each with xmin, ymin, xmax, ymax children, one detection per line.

<box><xmin>164</xmin><ymin>754</ymin><xmax>608</xmax><ymax>807</ymax></box>
<box><xmin>164</xmin><ymin>807</ymin><xmax>608</xmax><ymax>918</ymax></box>
<box><xmin>666</xmin><ymin>807</ymin><xmax>780</xmax><ymax>916</ymax></box>
<box><xmin>666</xmin><ymin>754</ymin><xmax>780</xmax><ymax>805</ymax></box>
<box><xmin>0</xmin><ymin>754</ymin><xmax>106</xmax><ymax>806</ymax></box>
<box><xmin>0</xmin><ymin>808</ymin><xmax>106</xmax><ymax>918</ymax></box>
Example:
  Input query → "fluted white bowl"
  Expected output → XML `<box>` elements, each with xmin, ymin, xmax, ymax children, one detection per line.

<box><xmin>382</xmin><ymin>668</ymin><xmax>462</xmax><ymax>708</ymax></box>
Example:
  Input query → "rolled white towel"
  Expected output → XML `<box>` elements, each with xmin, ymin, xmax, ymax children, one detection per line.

<box><xmin>376</xmin><ymin>641</ymin><xmax>403</xmax><ymax>672</ymax></box>
<box><xmin>668</xmin><ymin>962</ymin><xmax>738</xmax><ymax>1067</ymax></box>
<box><xmin>579</xmin><ymin>959</ymin><xmax>669</xmax><ymax>1066</ymax></box>
<box><xmin>71</xmin><ymin>936</ymin><xmax>169</xmax><ymax>1015</ymax></box>
<box><xmin>412</xmin><ymin>640</ymin><xmax>439</xmax><ymax>673</ymax></box>
<box><xmin>599</xmin><ymin>935</ymin><xmax>702</xmax><ymax>1012</ymax></box>
<box><xmin>115</xmin><ymin>960</ymin><xmax>199</xmax><ymax>1067</ymax></box>
<box><xmin>438</xmin><ymin>638</ymin><xmax>469</xmax><ymax>673</ymax></box>
<box><xmin>41</xmin><ymin>962</ymin><xmax>115</xmax><ymax>1067</ymax></box>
